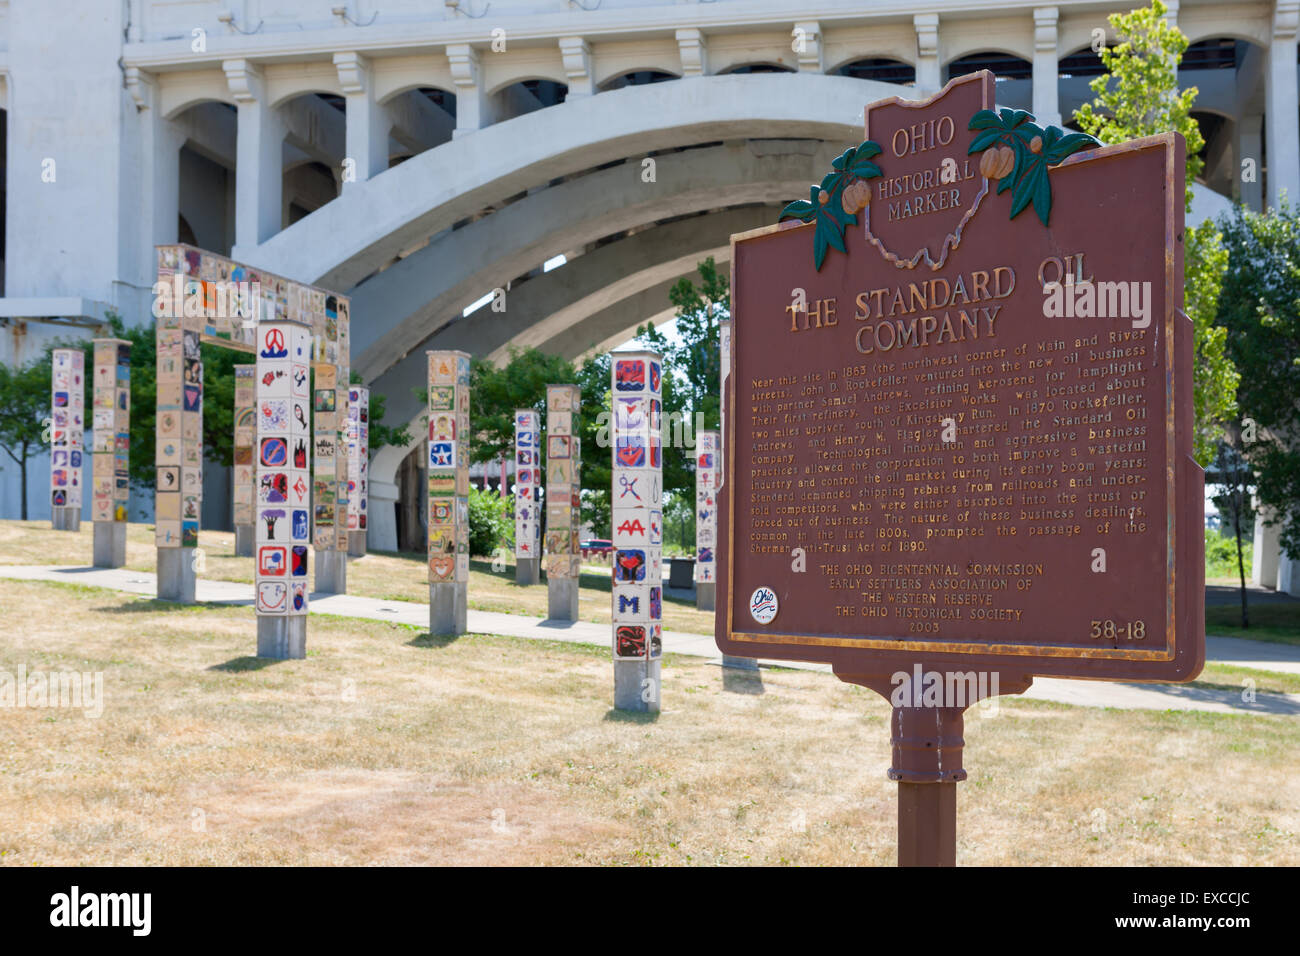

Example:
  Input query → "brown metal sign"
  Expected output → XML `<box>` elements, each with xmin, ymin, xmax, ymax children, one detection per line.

<box><xmin>718</xmin><ymin>72</ymin><xmax>1204</xmax><ymax>686</ymax></box>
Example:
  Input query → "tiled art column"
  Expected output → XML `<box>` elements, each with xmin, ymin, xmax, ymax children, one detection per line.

<box><xmin>427</xmin><ymin>350</ymin><xmax>470</xmax><ymax>636</ymax></box>
<box><xmin>694</xmin><ymin>431</ymin><xmax>719</xmax><ymax>610</ymax></box>
<box><xmin>346</xmin><ymin>385</ymin><xmax>369</xmax><ymax>557</ymax></box>
<box><xmin>514</xmin><ymin>408</ymin><xmax>541</xmax><ymax>585</ymax></box>
<box><xmin>154</xmin><ymin>293</ymin><xmax>203</xmax><ymax>601</ymax></box>
<box><xmin>91</xmin><ymin>338</ymin><xmax>130</xmax><ymax>566</ymax></box>
<box><xmin>50</xmin><ymin>348</ymin><xmax>85</xmax><ymax>532</ymax></box>
<box><xmin>545</xmin><ymin>384</ymin><xmax>582</xmax><ymax>620</ymax></box>
<box><xmin>232</xmin><ymin>364</ymin><xmax>256</xmax><ymax>557</ymax></box>
<box><xmin>312</xmin><ymin>343</ymin><xmax>349</xmax><ymax>593</ymax></box>
<box><xmin>610</xmin><ymin>351</ymin><xmax>664</xmax><ymax>712</ymax></box>
<box><xmin>254</xmin><ymin>321</ymin><xmax>313</xmax><ymax>659</ymax></box>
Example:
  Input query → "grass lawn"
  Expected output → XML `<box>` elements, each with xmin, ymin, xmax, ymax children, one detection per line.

<box><xmin>1204</xmin><ymin>601</ymin><xmax>1300</xmax><ymax>647</ymax></box>
<box><xmin>0</xmin><ymin>519</ymin><xmax>715</xmax><ymax>635</ymax></box>
<box><xmin>0</xmin><ymin>577</ymin><xmax>1296</xmax><ymax>866</ymax></box>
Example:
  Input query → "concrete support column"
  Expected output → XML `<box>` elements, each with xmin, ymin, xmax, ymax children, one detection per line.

<box><xmin>1252</xmin><ymin>507</ymin><xmax>1282</xmax><ymax>589</ymax></box>
<box><xmin>158</xmin><ymin>547</ymin><xmax>197</xmax><ymax>603</ymax></box>
<box><xmin>447</xmin><ymin>45</ymin><xmax>489</xmax><ymax>137</ymax></box>
<box><xmin>696</xmin><ymin>581</ymin><xmax>715</xmax><ymax>611</ymax></box>
<box><xmin>614</xmin><ymin>659</ymin><xmax>662</xmax><ymax>713</ymax></box>
<box><xmin>1239</xmin><ymin>114</ymin><xmax>1264</xmax><ymax>210</ymax></box>
<box><xmin>234</xmin><ymin>525</ymin><xmax>254</xmax><ymax>557</ymax></box>
<box><xmin>93</xmin><ymin>521</ymin><xmax>126</xmax><ymax>568</ymax></box>
<box><xmin>51</xmin><ymin>507</ymin><xmax>81</xmax><ymax>532</ymax></box>
<box><xmin>334</xmin><ymin>52</ymin><xmax>390</xmax><ymax>187</ymax></box>
<box><xmin>1032</xmin><ymin>7</ymin><xmax>1061</xmax><ymax>128</ymax></box>
<box><xmin>914</xmin><ymin>15</ymin><xmax>941</xmax><ymax>92</ymax></box>
<box><xmin>225</xmin><ymin>59</ymin><xmax>284</xmax><ymax>248</ymax></box>
<box><xmin>558</xmin><ymin>37</ymin><xmax>593</xmax><ymax>97</ymax></box>
<box><xmin>367</xmin><ymin>479</ymin><xmax>399</xmax><ymax>553</ymax></box>
<box><xmin>430</xmin><ymin>581</ymin><xmax>468</xmax><ymax>636</ymax></box>
<box><xmin>257</xmin><ymin>617</ymin><xmax>306</xmax><ymax>659</ymax></box>
<box><xmin>549</xmin><ymin>576</ymin><xmax>579</xmax><ymax>620</ymax></box>
<box><xmin>315</xmin><ymin>549</ymin><xmax>347</xmax><ymax>594</ymax></box>
<box><xmin>517</xmin><ymin>558</ymin><xmax>539</xmax><ymax>586</ymax></box>
<box><xmin>793</xmin><ymin>21</ymin><xmax>823</xmax><ymax>73</ymax></box>
<box><xmin>676</xmin><ymin>29</ymin><xmax>708</xmax><ymax>77</ymax></box>
<box><xmin>1265</xmin><ymin>2</ymin><xmax>1300</xmax><ymax>208</ymax></box>
<box><xmin>125</xmin><ymin>67</ymin><xmax>184</xmax><ymax>263</ymax></box>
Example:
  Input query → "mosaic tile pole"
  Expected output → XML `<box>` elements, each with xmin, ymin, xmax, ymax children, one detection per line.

<box><xmin>427</xmin><ymin>350</ymin><xmax>470</xmax><ymax>636</ymax></box>
<box><xmin>232</xmin><ymin>364</ymin><xmax>256</xmax><ymax>557</ymax></box>
<box><xmin>716</xmin><ymin>318</ymin><xmax>753</xmax><ymax>670</ymax></box>
<box><xmin>154</xmin><ymin>267</ymin><xmax>203</xmax><ymax>601</ymax></box>
<box><xmin>49</xmin><ymin>348</ymin><xmax>85</xmax><ymax>532</ymax></box>
<box><xmin>545</xmin><ymin>384</ymin><xmax>582</xmax><ymax>620</ymax></box>
<box><xmin>610</xmin><ymin>350</ymin><xmax>664</xmax><ymax>712</ymax></box>
<box><xmin>346</xmin><ymin>385</ymin><xmax>370</xmax><ymax>557</ymax></box>
<box><xmin>313</xmin><ymin>296</ymin><xmax>350</xmax><ymax>593</ymax></box>
<box><xmin>91</xmin><ymin>339</ymin><xmax>130</xmax><ymax>565</ymax></box>
<box><xmin>513</xmin><ymin>408</ymin><xmax>541</xmax><ymax>586</ymax></box>
<box><xmin>254</xmin><ymin>321</ymin><xmax>312</xmax><ymax>659</ymax></box>
<box><xmin>694</xmin><ymin>430</ymin><xmax>719</xmax><ymax>611</ymax></box>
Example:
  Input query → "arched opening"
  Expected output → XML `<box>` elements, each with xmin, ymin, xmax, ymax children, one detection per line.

<box><xmin>384</xmin><ymin>86</ymin><xmax>457</xmax><ymax>168</ymax></box>
<box><xmin>835</xmin><ymin>57</ymin><xmax>916</xmax><ymax>85</ymax></box>
<box><xmin>395</xmin><ymin>444</ymin><xmax>425</xmax><ymax>553</ymax></box>
<box><xmin>720</xmin><ymin>63</ymin><xmax>796</xmax><ymax>75</ymax></box>
<box><xmin>1179</xmin><ymin>37</ymin><xmax>1265</xmax><ymax>205</ymax></box>
<box><xmin>599</xmin><ymin>70</ymin><xmax>677</xmax><ymax>92</ymax></box>
<box><xmin>493</xmin><ymin>79</ymin><xmax>568</xmax><ymax>123</ymax></box>
<box><xmin>284</xmin><ymin>160</ymin><xmax>339</xmax><ymax>226</ymax></box>
<box><xmin>946</xmin><ymin>51</ymin><xmax>1031</xmax><ymax>110</ymax></box>
<box><xmin>172</xmin><ymin>100</ymin><xmax>237</xmax><ymax>256</ymax></box>
<box><xmin>276</xmin><ymin>92</ymin><xmax>347</xmax><ymax>228</ymax></box>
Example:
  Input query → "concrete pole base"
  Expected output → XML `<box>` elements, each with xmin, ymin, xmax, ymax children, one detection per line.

<box><xmin>548</xmin><ymin>576</ymin><xmax>579</xmax><ymax>621</ymax></box>
<box><xmin>696</xmin><ymin>581</ymin><xmax>716</xmax><ymax>611</ymax></box>
<box><xmin>315</xmin><ymin>548</ymin><xmax>347</xmax><ymax>594</ymax></box>
<box><xmin>92</xmin><ymin>521</ymin><xmax>127</xmax><ymax>568</ymax></box>
<box><xmin>516</xmin><ymin>557</ymin><xmax>540</xmax><ymax>586</ymax></box>
<box><xmin>234</xmin><ymin>524</ymin><xmax>255</xmax><ymax>557</ymax></box>
<box><xmin>257</xmin><ymin>615</ymin><xmax>307</xmax><ymax>659</ymax></box>
<box><xmin>157</xmin><ymin>547</ymin><xmax>197</xmax><ymax>603</ymax></box>
<box><xmin>51</xmin><ymin>506</ymin><xmax>81</xmax><ymax>532</ymax></box>
<box><xmin>347</xmin><ymin>530</ymin><xmax>367</xmax><ymax>558</ymax></box>
<box><xmin>614</xmin><ymin>659</ymin><xmax>662</xmax><ymax>712</ymax></box>
<box><xmin>722</xmin><ymin>654</ymin><xmax>760</xmax><ymax>671</ymax></box>
<box><xmin>429</xmin><ymin>581</ymin><xmax>468</xmax><ymax>637</ymax></box>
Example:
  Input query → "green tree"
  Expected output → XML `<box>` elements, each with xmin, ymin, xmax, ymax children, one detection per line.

<box><xmin>467</xmin><ymin>347</ymin><xmax>576</xmax><ymax>464</ymax></box>
<box><xmin>0</xmin><ymin>353</ymin><xmax>54</xmax><ymax>519</ymax></box>
<box><xmin>634</xmin><ymin>257</ymin><xmax>729</xmax><ymax>500</ymax></box>
<box><xmin>466</xmin><ymin>485</ymin><xmax>513</xmax><ymax>557</ymax></box>
<box><xmin>1073</xmin><ymin>0</ymin><xmax>1238</xmax><ymax>465</ymax></box>
<box><xmin>1211</xmin><ymin>429</ymin><xmax>1255</xmax><ymax>627</ymax></box>
<box><xmin>1216</xmin><ymin>200</ymin><xmax>1300</xmax><ymax>560</ymax></box>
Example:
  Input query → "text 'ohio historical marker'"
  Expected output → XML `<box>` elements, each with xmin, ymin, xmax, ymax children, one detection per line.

<box><xmin>718</xmin><ymin>72</ymin><xmax>1204</xmax><ymax>865</ymax></box>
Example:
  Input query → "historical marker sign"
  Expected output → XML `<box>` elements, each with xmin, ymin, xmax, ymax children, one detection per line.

<box><xmin>718</xmin><ymin>72</ymin><xmax>1204</xmax><ymax>687</ymax></box>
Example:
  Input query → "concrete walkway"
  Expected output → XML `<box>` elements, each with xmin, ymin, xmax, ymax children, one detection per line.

<box><xmin>2</xmin><ymin>563</ymin><xmax>1298</xmax><ymax>716</ymax></box>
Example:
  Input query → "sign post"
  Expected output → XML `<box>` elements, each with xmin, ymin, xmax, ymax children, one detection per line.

<box><xmin>719</xmin><ymin>73</ymin><xmax>1203</xmax><ymax>865</ymax></box>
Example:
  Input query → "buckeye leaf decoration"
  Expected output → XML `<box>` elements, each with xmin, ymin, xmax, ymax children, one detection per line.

<box><xmin>779</xmin><ymin>140</ymin><xmax>884</xmax><ymax>270</ymax></box>
<box><xmin>968</xmin><ymin>108</ymin><xmax>1098</xmax><ymax>227</ymax></box>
